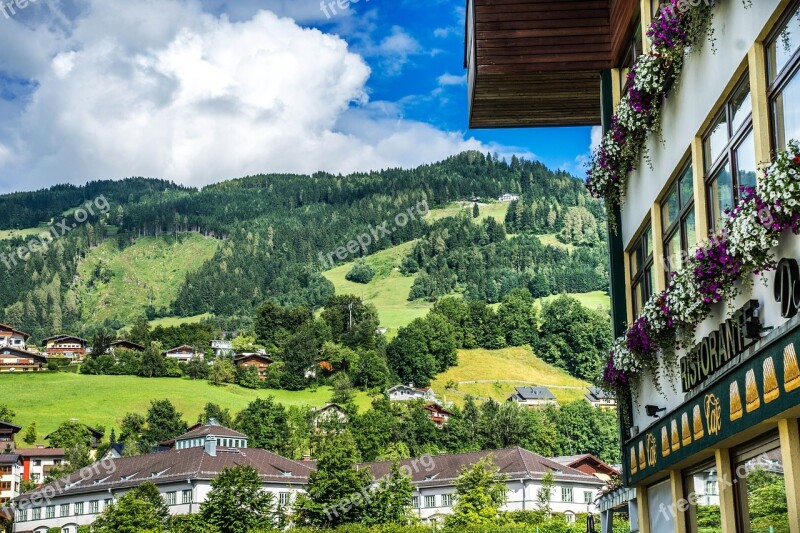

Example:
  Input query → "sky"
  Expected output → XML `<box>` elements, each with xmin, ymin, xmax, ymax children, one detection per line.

<box><xmin>0</xmin><ymin>0</ymin><xmax>598</xmax><ymax>193</ymax></box>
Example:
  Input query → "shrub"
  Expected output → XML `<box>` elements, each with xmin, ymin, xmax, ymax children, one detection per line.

<box><xmin>345</xmin><ymin>260</ymin><xmax>375</xmax><ymax>284</ymax></box>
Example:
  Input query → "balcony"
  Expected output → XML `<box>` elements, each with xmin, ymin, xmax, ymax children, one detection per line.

<box><xmin>465</xmin><ymin>0</ymin><xmax>639</xmax><ymax>128</ymax></box>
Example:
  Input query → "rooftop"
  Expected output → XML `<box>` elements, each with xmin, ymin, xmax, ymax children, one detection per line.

<box><xmin>512</xmin><ymin>386</ymin><xmax>556</xmax><ymax>400</ymax></box>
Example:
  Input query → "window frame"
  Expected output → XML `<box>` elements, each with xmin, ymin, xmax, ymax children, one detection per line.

<box><xmin>561</xmin><ymin>486</ymin><xmax>574</xmax><ymax>503</ymax></box>
<box><xmin>661</xmin><ymin>162</ymin><xmax>696</xmax><ymax>279</ymax></box>
<box><xmin>182</xmin><ymin>489</ymin><xmax>193</xmax><ymax>505</ymax></box>
<box><xmin>732</xmin><ymin>432</ymin><xmax>785</xmax><ymax>533</ymax></box>
<box><xmin>630</xmin><ymin>223</ymin><xmax>654</xmax><ymax>318</ymax></box>
<box><xmin>702</xmin><ymin>74</ymin><xmax>755</xmax><ymax>232</ymax></box>
<box><xmin>766</xmin><ymin>0</ymin><xmax>800</xmax><ymax>151</ymax></box>
<box><xmin>424</xmin><ymin>495</ymin><xmax>436</xmax><ymax>508</ymax></box>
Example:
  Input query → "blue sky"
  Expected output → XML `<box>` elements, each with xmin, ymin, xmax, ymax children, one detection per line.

<box><xmin>0</xmin><ymin>0</ymin><xmax>595</xmax><ymax>193</ymax></box>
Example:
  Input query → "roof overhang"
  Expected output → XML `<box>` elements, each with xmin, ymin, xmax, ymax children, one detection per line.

<box><xmin>465</xmin><ymin>0</ymin><xmax>638</xmax><ymax>128</ymax></box>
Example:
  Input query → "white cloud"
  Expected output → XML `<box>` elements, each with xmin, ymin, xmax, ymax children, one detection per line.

<box><xmin>590</xmin><ymin>125</ymin><xmax>603</xmax><ymax>151</ymax></box>
<box><xmin>437</xmin><ymin>72</ymin><xmax>466</xmax><ymax>86</ymax></box>
<box><xmin>0</xmin><ymin>0</ymin><xmax>511</xmax><ymax>193</ymax></box>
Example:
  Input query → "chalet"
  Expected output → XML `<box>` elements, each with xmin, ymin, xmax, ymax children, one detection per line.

<box><xmin>507</xmin><ymin>386</ymin><xmax>557</xmax><ymax>407</ymax></box>
<box><xmin>44</xmin><ymin>425</ymin><xmax>104</xmax><ymax>450</ymax></box>
<box><xmin>163</xmin><ymin>345</ymin><xmax>202</xmax><ymax>364</ymax></box>
<box><xmin>387</xmin><ymin>384</ymin><xmax>435</xmax><ymax>402</ymax></box>
<box><xmin>497</xmin><ymin>193</ymin><xmax>520</xmax><ymax>203</ymax></box>
<box><xmin>19</xmin><ymin>447</ymin><xmax>66</xmax><ymax>486</ymax></box>
<box><xmin>0</xmin><ymin>421</ymin><xmax>21</xmax><ymax>452</ymax></box>
<box><xmin>0</xmin><ymin>454</ymin><xmax>22</xmax><ymax>506</ymax></box>
<box><xmin>0</xmin><ymin>347</ymin><xmax>47</xmax><ymax>373</ymax></box>
<box><xmin>234</xmin><ymin>353</ymin><xmax>274</xmax><ymax>379</ymax></box>
<box><xmin>312</xmin><ymin>403</ymin><xmax>348</xmax><ymax>429</ymax></box>
<box><xmin>210</xmin><ymin>339</ymin><xmax>233</xmax><ymax>357</ymax></box>
<box><xmin>424</xmin><ymin>403</ymin><xmax>454</xmax><ymax>428</ymax></box>
<box><xmin>42</xmin><ymin>335</ymin><xmax>88</xmax><ymax>360</ymax></box>
<box><xmin>584</xmin><ymin>386</ymin><xmax>617</xmax><ymax>409</ymax></box>
<box><xmin>0</xmin><ymin>323</ymin><xmax>29</xmax><ymax>350</ymax></box>
<box><xmin>552</xmin><ymin>454</ymin><xmax>620</xmax><ymax>483</ymax></box>
<box><xmin>108</xmin><ymin>340</ymin><xmax>145</xmax><ymax>353</ymax></box>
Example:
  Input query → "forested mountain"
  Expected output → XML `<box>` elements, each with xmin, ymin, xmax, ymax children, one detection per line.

<box><xmin>0</xmin><ymin>151</ymin><xmax>608</xmax><ymax>340</ymax></box>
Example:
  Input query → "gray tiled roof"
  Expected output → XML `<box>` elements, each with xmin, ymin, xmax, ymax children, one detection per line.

<box><xmin>513</xmin><ymin>386</ymin><xmax>556</xmax><ymax>400</ymax></box>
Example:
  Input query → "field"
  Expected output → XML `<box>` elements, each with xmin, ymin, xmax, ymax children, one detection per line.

<box><xmin>431</xmin><ymin>346</ymin><xmax>591</xmax><ymax>406</ymax></box>
<box><xmin>322</xmin><ymin>241</ymin><xmax>434</xmax><ymax>334</ymax></box>
<box><xmin>0</xmin><ymin>373</ymin><xmax>372</xmax><ymax>441</ymax></box>
<box><xmin>0</xmin><ymin>225</ymin><xmax>51</xmax><ymax>241</ymax></box>
<box><xmin>77</xmin><ymin>234</ymin><xmax>220</xmax><ymax>325</ymax></box>
<box><xmin>426</xmin><ymin>201</ymin><xmax>510</xmax><ymax>223</ymax></box>
<box><xmin>148</xmin><ymin>313</ymin><xmax>212</xmax><ymax>328</ymax></box>
<box><xmin>538</xmin><ymin>291</ymin><xmax>610</xmax><ymax>313</ymax></box>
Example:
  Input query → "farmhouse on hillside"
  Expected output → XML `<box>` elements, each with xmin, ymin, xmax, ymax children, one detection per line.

<box><xmin>42</xmin><ymin>335</ymin><xmax>89</xmax><ymax>360</ymax></box>
<box><xmin>163</xmin><ymin>345</ymin><xmax>202</xmax><ymax>364</ymax></box>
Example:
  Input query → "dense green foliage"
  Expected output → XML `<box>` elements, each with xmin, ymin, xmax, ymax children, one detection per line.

<box><xmin>200</xmin><ymin>466</ymin><xmax>279</xmax><ymax>532</ymax></box>
<box><xmin>0</xmin><ymin>151</ymin><xmax>606</xmax><ymax>342</ymax></box>
<box><xmin>346</xmin><ymin>260</ymin><xmax>375</xmax><ymax>284</ymax></box>
<box><xmin>92</xmin><ymin>482</ymin><xmax>170</xmax><ymax>533</ymax></box>
<box><xmin>445</xmin><ymin>456</ymin><xmax>508</xmax><ymax>528</ymax></box>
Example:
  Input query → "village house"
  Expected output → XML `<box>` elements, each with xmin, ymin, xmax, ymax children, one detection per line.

<box><xmin>497</xmin><ymin>193</ymin><xmax>520</xmax><ymax>203</ymax></box>
<box><xmin>107</xmin><ymin>340</ymin><xmax>145</xmax><ymax>354</ymax></box>
<box><xmin>42</xmin><ymin>335</ymin><xmax>88</xmax><ymax>361</ymax></box>
<box><xmin>0</xmin><ymin>454</ymin><xmax>22</xmax><ymax>506</ymax></box>
<box><xmin>362</xmin><ymin>447</ymin><xmax>606</xmax><ymax>525</ymax></box>
<box><xmin>584</xmin><ymin>386</ymin><xmax>617</xmax><ymax>409</ymax></box>
<box><xmin>19</xmin><ymin>448</ymin><xmax>66</xmax><ymax>486</ymax></box>
<box><xmin>233</xmin><ymin>353</ymin><xmax>274</xmax><ymax>379</ymax></box>
<box><xmin>0</xmin><ymin>348</ymin><xmax>47</xmax><ymax>373</ymax></box>
<box><xmin>552</xmin><ymin>454</ymin><xmax>619</xmax><ymax>483</ymax></box>
<box><xmin>210</xmin><ymin>339</ymin><xmax>233</xmax><ymax>357</ymax></box>
<box><xmin>387</xmin><ymin>384</ymin><xmax>435</xmax><ymax>402</ymax></box>
<box><xmin>423</xmin><ymin>403</ymin><xmax>454</xmax><ymax>428</ymax></box>
<box><xmin>312</xmin><ymin>403</ymin><xmax>348</xmax><ymax>430</ymax></box>
<box><xmin>0</xmin><ymin>421</ymin><xmax>21</xmax><ymax>453</ymax></box>
<box><xmin>507</xmin><ymin>386</ymin><xmax>557</xmax><ymax>407</ymax></box>
<box><xmin>0</xmin><ymin>323</ymin><xmax>29</xmax><ymax>350</ymax></box>
<box><xmin>162</xmin><ymin>345</ymin><xmax>202</xmax><ymax>364</ymax></box>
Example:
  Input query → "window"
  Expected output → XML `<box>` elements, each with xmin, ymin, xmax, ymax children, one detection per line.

<box><xmin>442</xmin><ymin>493</ymin><xmax>453</xmax><ymax>507</ymax></box>
<box><xmin>619</xmin><ymin>17</ymin><xmax>643</xmax><ymax>94</ymax></box>
<box><xmin>279</xmin><ymin>492</ymin><xmax>291</xmax><ymax>506</ymax></box>
<box><xmin>89</xmin><ymin>500</ymin><xmax>99</xmax><ymax>514</ymax></box>
<box><xmin>662</xmin><ymin>164</ymin><xmax>697</xmax><ymax>277</ymax></box>
<box><xmin>60</xmin><ymin>503</ymin><xmax>70</xmax><ymax>517</ymax></box>
<box><xmin>703</xmin><ymin>75</ymin><xmax>755</xmax><ymax>231</ymax></box>
<box><xmin>682</xmin><ymin>460</ymin><xmax>720</xmax><ymax>533</ymax></box>
<box><xmin>31</xmin><ymin>472</ymin><xmax>40</xmax><ymax>481</ymax></box>
<box><xmin>411</xmin><ymin>496</ymin><xmax>419</xmax><ymax>508</ymax></box>
<box><xmin>630</xmin><ymin>225</ymin><xmax>654</xmax><ymax>317</ymax></box>
<box><xmin>46</xmin><ymin>505</ymin><xmax>55</xmax><ymax>519</ymax></box>
<box><xmin>104</xmin><ymin>498</ymin><xmax>112</xmax><ymax>510</ymax></box>
<box><xmin>33</xmin><ymin>460</ymin><xmax>41</xmax><ymax>466</ymax></box>
<box><xmin>584</xmin><ymin>490</ymin><xmax>593</xmax><ymax>504</ymax></box>
<box><xmin>74</xmin><ymin>502</ymin><xmax>84</xmax><ymax>515</ymax></box>
<box><xmin>768</xmin><ymin>3</ymin><xmax>800</xmax><ymax>151</ymax></box>
<box><xmin>734</xmin><ymin>434</ymin><xmax>789</xmax><ymax>532</ymax></box>
<box><xmin>16</xmin><ymin>508</ymin><xmax>27</xmax><ymax>522</ymax></box>
<box><xmin>565</xmin><ymin>511</ymin><xmax>576</xmax><ymax>524</ymax></box>
<box><xmin>165</xmin><ymin>491</ymin><xmax>177</xmax><ymax>506</ymax></box>
<box><xmin>182</xmin><ymin>489</ymin><xmax>192</xmax><ymax>504</ymax></box>
<box><xmin>561</xmin><ymin>487</ymin><xmax>574</xmax><ymax>502</ymax></box>
<box><xmin>424</xmin><ymin>495</ymin><xmax>436</xmax><ymax>508</ymax></box>
<box><xmin>32</xmin><ymin>507</ymin><xmax>41</xmax><ymax>520</ymax></box>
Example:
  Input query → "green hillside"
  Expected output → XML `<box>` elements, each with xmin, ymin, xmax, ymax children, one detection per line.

<box><xmin>0</xmin><ymin>372</ymin><xmax>371</xmax><ymax>441</ymax></box>
<box><xmin>76</xmin><ymin>234</ymin><xmax>220</xmax><ymax>325</ymax></box>
<box><xmin>431</xmin><ymin>346</ymin><xmax>592</xmax><ymax>406</ymax></box>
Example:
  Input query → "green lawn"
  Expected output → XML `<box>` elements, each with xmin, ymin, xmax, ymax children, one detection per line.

<box><xmin>537</xmin><ymin>291</ymin><xmax>610</xmax><ymax>313</ymax></box>
<box><xmin>77</xmin><ymin>234</ymin><xmax>220</xmax><ymax>325</ymax></box>
<box><xmin>0</xmin><ymin>373</ymin><xmax>371</xmax><ymax>444</ymax></box>
<box><xmin>537</xmin><ymin>232</ymin><xmax>575</xmax><ymax>251</ymax></box>
<box><xmin>431</xmin><ymin>346</ymin><xmax>591</xmax><ymax>406</ymax></box>
<box><xmin>148</xmin><ymin>313</ymin><xmax>212</xmax><ymax>328</ymax></box>
<box><xmin>0</xmin><ymin>225</ymin><xmax>50</xmax><ymax>241</ymax></box>
<box><xmin>426</xmin><ymin>201</ymin><xmax>510</xmax><ymax>224</ymax></box>
<box><xmin>322</xmin><ymin>241</ymin><xmax>433</xmax><ymax>334</ymax></box>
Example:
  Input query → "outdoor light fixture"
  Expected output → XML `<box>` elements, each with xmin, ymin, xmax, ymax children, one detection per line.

<box><xmin>646</xmin><ymin>405</ymin><xmax>667</xmax><ymax>418</ymax></box>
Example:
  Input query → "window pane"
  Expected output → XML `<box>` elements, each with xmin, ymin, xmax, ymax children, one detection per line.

<box><xmin>684</xmin><ymin>464</ymin><xmax>720</xmax><ymax>533</ymax></box>
<box><xmin>679</xmin><ymin>167</ymin><xmax>694</xmax><ymax>206</ymax></box>
<box><xmin>730</xmin><ymin>79</ymin><xmax>752</xmax><ymax>134</ymax></box>
<box><xmin>666</xmin><ymin>232</ymin><xmax>681</xmax><ymax>275</ymax></box>
<box><xmin>768</xmin><ymin>6</ymin><xmax>800</xmax><ymax>82</ymax></box>
<box><xmin>705</xmin><ymin>113</ymin><xmax>728</xmax><ymax>170</ymax></box>
<box><xmin>736</xmin><ymin>130</ymin><xmax>757</xmax><ymax>190</ymax></box>
<box><xmin>736</xmin><ymin>447</ymin><xmax>789</xmax><ymax>532</ymax></box>
<box><xmin>662</xmin><ymin>187</ymin><xmax>679</xmax><ymax>230</ymax></box>
<box><xmin>773</xmin><ymin>72</ymin><xmax>800</xmax><ymax>151</ymax></box>
<box><xmin>684</xmin><ymin>209</ymin><xmax>697</xmax><ymax>251</ymax></box>
<box><xmin>709</xmin><ymin>163</ymin><xmax>733</xmax><ymax>230</ymax></box>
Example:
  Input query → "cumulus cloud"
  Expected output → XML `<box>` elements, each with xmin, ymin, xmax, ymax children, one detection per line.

<box><xmin>437</xmin><ymin>72</ymin><xmax>466</xmax><ymax>86</ymax></box>
<box><xmin>0</xmin><ymin>0</ymin><xmax>505</xmax><ymax>193</ymax></box>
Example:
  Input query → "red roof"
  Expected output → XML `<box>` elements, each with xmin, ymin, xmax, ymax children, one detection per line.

<box><xmin>0</xmin><ymin>323</ymin><xmax>30</xmax><ymax>339</ymax></box>
<box><xmin>18</xmin><ymin>448</ymin><xmax>66</xmax><ymax>458</ymax></box>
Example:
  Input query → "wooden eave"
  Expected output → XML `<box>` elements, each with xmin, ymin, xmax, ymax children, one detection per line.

<box><xmin>466</xmin><ymin>0</ymin><xmax>639</xmax><ymax>128</ymax></box>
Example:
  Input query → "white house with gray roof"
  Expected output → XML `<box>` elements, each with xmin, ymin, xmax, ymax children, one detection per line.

<box><xmin>507</xmin><ymin>386</ymin><xmax>557</xmax><ymax>407</ymax></box>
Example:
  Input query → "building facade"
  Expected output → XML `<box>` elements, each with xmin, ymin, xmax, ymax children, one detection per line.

<box><xmin>467</xmin><ymin>1</ymin><xmax>800</xmax><ymax>532</ymax></box>
<box><xmin>0</xmin><ymin>455</ymin><xmax>22</xmax><ymax>506</ymax></box>
<box><xmin>507</xmin><ymin>386</ymin><xmax>557</xmax><ymax>407</ymax></box>
<box><xmin>0</xmin><ymin>324</ymin><xmax>29</xmax><ymax>350</ymax></box>
<box><xmin>0</xmin><ymin>348</ymin><xmax>46</xmax><ymax>373</ymax></box>
<box><xmin>19</xmin><ymin>449</ymin><xmax>67</xmax><ymax>487</ymax></box>
<box><xmin>162</xmin><ymin>345</ymin><xmax>201</xmax><ymax>364</ymax></box>
<box><xmin>234</xmin><ymin>353</ymin><xmax>274</xmax><ymax>379</ymax></box>
<box><xmin>386</xmin><ymin>384</ymin><xmax>435</xmax><ymax>402</ymax></box>
<box><xmin>42</xmin><ymin>336</ymin><xmax>88</xmax><ymax>360</ymax></box>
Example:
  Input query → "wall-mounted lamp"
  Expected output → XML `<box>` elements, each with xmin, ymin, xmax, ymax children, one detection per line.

<box><xmin>645</xmin><ymin>405</ymin><xmax>666</xmax><ymax>418</ymax></box>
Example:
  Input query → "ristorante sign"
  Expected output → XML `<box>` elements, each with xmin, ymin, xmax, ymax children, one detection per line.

<box><xmin>679</xmin><ymin>300</ymin><xmax>760</xmax><ymax>392</ymax></box>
